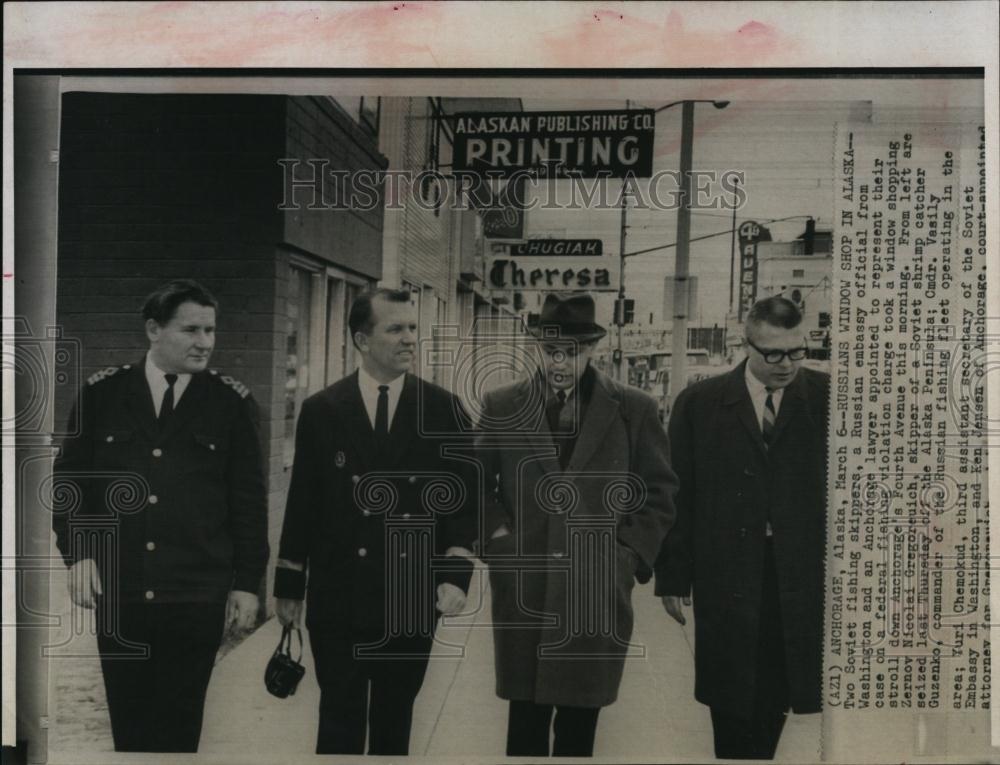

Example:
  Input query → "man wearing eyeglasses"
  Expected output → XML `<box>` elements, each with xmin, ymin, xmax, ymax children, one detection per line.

<box><xmin>654</xmin><ymin>295</ymin><xmax>829</xmax><ymax>759</ymax></box>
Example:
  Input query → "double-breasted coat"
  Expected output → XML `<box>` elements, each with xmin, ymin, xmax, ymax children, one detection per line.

<box><xmin>52</xmin><ymin>361</ymin><xmax>270</xmax><ymax>603</ymax></box>
<box><xmin>276</xmin><ymin>371</ymin><xmax>476</xmax><ymax>651</ymax></box>
<box><xmin>478</xmin><ymin>367</ymin><xmax>677</xmax><ymax>708</ymax></box>
<box><xmin>654</xmin><ymin>360</ymin><xmax>829</xmax><ymax>717</ymax></box>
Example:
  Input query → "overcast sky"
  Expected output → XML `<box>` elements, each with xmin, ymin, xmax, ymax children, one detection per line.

<box><xmin>510</xmin><ymin>78</ymin><xmax>983</xmax><ymax>328</ymax></box>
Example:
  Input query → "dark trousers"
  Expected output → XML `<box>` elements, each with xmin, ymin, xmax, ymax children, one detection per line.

<box><xmin>309</xmin><ymin>630</ymin><xmax>431</xmax><ymax>755</ymax></box>
<box><xmin>710</xmin><ymin>541</ymin><xmax>790</xmax><ymax>760</ymax></box>
<box><xmin>506</xmin><ymin>700</ymin><xmax>601</xmax><ymax>757</ymax></box>
<box><xmin>95</xmin><ymin>599</ymin><xmax>226</xmax><ymax>752</ymax></box>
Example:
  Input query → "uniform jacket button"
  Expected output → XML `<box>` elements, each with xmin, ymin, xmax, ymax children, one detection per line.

<box><xmin>351</xmin><ymin>475</ymin><xmax>360</xmax><ymax>484</ymax></box>
<box><xmin>152</xmin><ymin>448</ymin><xmax>163</xmax><ymax>457</ymax></box>
<box><xmin>358</xmin><ymin>548</ymin><xmax>367</xmax><ymax>557</ymax></box>
<box><xmin>106</xmin><ymin>435</ymin><xmax>114</xmax><ymax>443</ymax></box>
<box><xmin>553</xmin><ymin>551</ymin><xmax>564</xmax><ymax>559</ymax></box>
<box><xmin>408</xmin><ymin>476</ymin><xmax>417</xmax><ymax>484</ymax></box>
<box><xmin>145</xmin><ymin>590</ymin><xmax>155</xmax><ymax>600</ymax></box>
<box><xmin>403</xmin><ymin>512</ymin><xmax>411</xmax><ymax>519</ymax></box>
<box><xmin>148</xmin><ymin>495</ymin><xmax>158</xmax><ymax>505</ymax></box>
<box><xmin>362</xmin><ymin>509</ymin><xmax>371</xmax><ymax>517</ymax></box>
<box><xmin>146</xmin><ymin>541</ymin><xmax>156</xmax><ymax>551</ymax></box>
<box><xmin>739</xmin><ymin>527</ymin><xmax>747</xmax><ymax>538</ymax></box>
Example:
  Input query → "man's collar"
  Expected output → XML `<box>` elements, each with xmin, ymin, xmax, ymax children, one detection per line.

<box><xmin>551</xmin><ymin>384</ymin><xmax>575</xmax><ymax>400</ymax></box>
<box><xmin>358</xmin><ymin>364</ymin><xmax>405</xmax><ymax>393</ymax></box>
<box><xmin>144</xmin><ymin>353</ymin><xmax>191</xmax><ymax>383</ymax></box>
<box><xmin>543</xmin><ymin>363</ymin><xmax>596</xmax><ymax>401</ymax></box>
<box><xmin>744</xmin><ymin>362</ymin><xmax>787</xmax><ymax>396</ymax></box>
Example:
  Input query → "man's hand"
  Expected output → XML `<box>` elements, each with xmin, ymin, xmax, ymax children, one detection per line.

<box><xmin>436</xmin><ymin>583</ymin><xmax>466</xmax><ymax>616</ymax></box>
<box><xmin>226</xmin><ymin>590</ymin><xmax>259</xmax><ymax>632</ymax></box>
<box><xmin>661</xmin><ymin>595</ymin><xmax>691</xmax><ymax>626</ymax></box>
<box><xmin>68</xmin><ymin>559</ymin><xmax>102</xmax><ymax>609</ymax></box>
<box><xmin>276</xmin><ymin>598</ymin><xmax>303</xmax><ymax>628</ymax></box>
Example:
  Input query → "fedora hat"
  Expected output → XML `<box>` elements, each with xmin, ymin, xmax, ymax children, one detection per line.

<box><xmin>527</xmin><ymin>293</ymin><xmax>607</xmax><ymax>342</ymax></box>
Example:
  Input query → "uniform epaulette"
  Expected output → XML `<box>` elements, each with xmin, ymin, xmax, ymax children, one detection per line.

<box><xmin>86</xmin><ymin>364</ymin><xmax>129</xmax><ymax>386</ymax></box>
<box><xmin>209</xmin><ymin>369</ymin><xmax>250</xmax><ymax>399</ymax></box>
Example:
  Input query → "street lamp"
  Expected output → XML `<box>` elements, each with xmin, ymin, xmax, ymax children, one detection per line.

<box><xmin>612</xmin><ymin>98</ymin><xmax>729</xmax><ymax>386</ymax></box>
<box><xmin>654</xmin><ymin>99</ymin><xmax>730</xmax><ymax>114</ymax></box>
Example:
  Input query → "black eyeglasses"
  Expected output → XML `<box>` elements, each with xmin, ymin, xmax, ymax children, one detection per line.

<box><xmin>746</xmin><ymin>338</ymin><xmax>808</xmax><ymax>364</ymax></box>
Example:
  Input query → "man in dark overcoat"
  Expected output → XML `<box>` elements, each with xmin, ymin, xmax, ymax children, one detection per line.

<box><xmin>655</xmin><ymin>295</ymin><xmax>829</xmax><ymax>759</ymax></box>
<box><xmin>478</xmin><ymin>292</ymin><xmax>677</xmax><ymax>757</ymax></box>
<box><xmin>52</xmin><ymin>279</ymin><xmax>269</xmax><ymax>752</ymax></box>
<box><xmin>274</xmin><ymin>288</ymin><xmax>476</xmax><ymax>756</ymax></box>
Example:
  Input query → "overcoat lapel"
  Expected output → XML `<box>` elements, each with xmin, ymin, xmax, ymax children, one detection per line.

<box><xmin>723</xmin><ymin>360</ymin><xmax>768</xmax><ymax>457</ymax></box>
<box><xmin>515</xmin><ymin>375</ymin><xmax>562</xmax><ymax>476</ymax></box>
<box><xmin>339</xmin><ymin>371</ymin><xmax>379</xmax><ymax>470</ymax></box>
<box><xmin>384</xmin><ymin>374</ymin><xmax>419</xmax><ymax>468</ymax></box>
<box><xmin>767</xmin><ymin>368</ymin><xmax>808</xmax><ymax>448</ymax></box>
<box><xmin>160</xmin><ymin>371</ymin><xmax>208</xmax><ymax>442</ymax></box>
<box><xmin>565</xmin><ymin>370</ymin><xmax>620</xmax><ymax>472</ymax></box>
<box><xmin>125</xmin><ymin>361</ymin><xmax>159</xmax><ymax>443</ymax></box>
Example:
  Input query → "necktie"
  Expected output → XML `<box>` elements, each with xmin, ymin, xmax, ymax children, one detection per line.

<box><xmin>762</xmin><ymin>388</ymin><xmax>776</xmax><ymax>447</ymax></box>
<box><xmin>158</xmin><ymin>374</ymin><xmax>178</xmax><ymax>430</ymax></box>
<box><xmin>547</xmin><ymin>389</ymin><xmax>567</xmax><ymax>434</ymax></box>
<box><xmin>375</xmin><ymin>384</ymin><xmax>390</xmax><ymax>450</ymax></box>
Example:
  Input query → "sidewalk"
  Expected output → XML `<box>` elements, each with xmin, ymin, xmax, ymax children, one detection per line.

<box><xmin>198</xmin><ymin>566</ymin><xmax>822</xmax><ymax>761</ymax></box>
<box><xmin>46</xmin><ymin>564</ymin><xmax>821</xmax><ymax>761</ymax></box>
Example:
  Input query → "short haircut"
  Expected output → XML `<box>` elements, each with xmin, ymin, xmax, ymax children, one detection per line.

<box><xmin>348</xmin><ymin>288</ymin><xmax>412</xmax><ymax>349</ymax></box>
<box><xmin>745</xmin><ymin>296</ymin><xmax>803</xmax><ymax>341</ymax></box>
<box><xmin>141</xmin><ymin>279</ymin><xmax>218</xmax><ymax>325</ymax></box>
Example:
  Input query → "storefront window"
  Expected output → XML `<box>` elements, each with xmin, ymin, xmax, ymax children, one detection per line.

<box><xmin>325</xmin><ymin>276</ymin><xmax>363</xmax><ymax>385</ymax></box>
<box><xmin>284</xmin><ymin>267</ymin><xmax>312</xmax><ymax>468</ymax></box>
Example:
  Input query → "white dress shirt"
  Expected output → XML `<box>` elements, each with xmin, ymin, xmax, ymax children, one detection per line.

<box><xmin>145</xmin><ymin>354</ymin><xmax>192</xmax><ymax>416</ymax></box>
<box><xmin>358</xmin><ymin>366</ymin><xmax>405</xmax><ymax>430</ymax></box>
<box><xmin>744</xmin><ymin>363</ymin><xmax>785</xmax><ymax>431</ymax></box>
<box><xmin>550</xmin><ymin>384</ymin><xmax>575</xmax><ymax>402</ymax></box>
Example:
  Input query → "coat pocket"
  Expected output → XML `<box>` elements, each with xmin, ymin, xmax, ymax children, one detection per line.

<box><xmin>614</xmin><ymin>540</ymin><xmax>640</xmax><ymax>588</ymax></box>
<box><xmin>95</xmin><ymin>428</ymin><xmax>137</xmax><ymax>467</ymax></box>
<box><xmin>187</xmin><ymin>432</ymin><xmax>230</xmax><ymax>474</ymax></box>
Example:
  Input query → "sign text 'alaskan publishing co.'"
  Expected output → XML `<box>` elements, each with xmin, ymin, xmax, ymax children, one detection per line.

<box><xmin>451</xmin><ymin>110</ymin><xmax>655</xmax><ymax>178</ymax></box>
<box><xmin>486</xmin><ymin>256</ymin><xmax>618</xmax><ymax>292</ymax></box>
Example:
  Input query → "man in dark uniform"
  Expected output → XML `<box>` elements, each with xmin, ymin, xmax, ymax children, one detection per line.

<box><xmin>52</xmin><ymin>279</ymin><xmax>269</xmax><ymax>753</ymax></box>
<box><xmin>655</xmin><ymin>296</ymin><xmax>829</xmax><ymax>759</ymax></box>
<box><xmin>274</xmin><ymin>288</ymin><xmax>476</xmax><ymax>755</ymax></box>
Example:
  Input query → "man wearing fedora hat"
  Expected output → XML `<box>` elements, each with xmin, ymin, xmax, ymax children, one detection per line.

<box><xmin>477</xmin><ymin>292</ymin><xmax>677</xmax><ymax>757</ymax></box>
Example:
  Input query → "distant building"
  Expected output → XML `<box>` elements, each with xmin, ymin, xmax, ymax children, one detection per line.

<box><xmin>754</xmin><ymin>225</ymin><xmax>833</xmax><ymax>359</ymax></box>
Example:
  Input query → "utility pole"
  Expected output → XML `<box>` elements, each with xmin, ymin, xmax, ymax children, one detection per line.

<box><xmin>728</xmin><ymin>176</ymin><xmax>739</xmax><ymax>313</ymax></box>
<box><xmin>615</xmin><ymin>183</ymin><xmax>628</xmax><ymax>383</ymax></box>
<box><xmin>669</xmin><ymin>101</ymin><xmax>695</xmax><ymax>406</ymax></box>
<box><xmin>613</xmin><ymin>98</ymin><xmax>630</xmax><ymax>385</ymax></box>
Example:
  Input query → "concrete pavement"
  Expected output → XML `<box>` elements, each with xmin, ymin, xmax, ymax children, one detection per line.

<box><xmin>46</xmin><ymin>563</ymin><xmax>821</xmax><ymax>761</ymax></box>
<box><xmin>198</xmin><ymin>565</ymin><xmax>821</xmax><ymax>761</ymax></box>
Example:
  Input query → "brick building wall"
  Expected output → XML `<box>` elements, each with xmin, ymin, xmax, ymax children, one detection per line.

<box><xmin>55</xmin><ymin>92</ymin><xmax>386</xmax><ymax>609</ymax></box>
<box><xmin>56</xmin><ymin>92</ymin><xmax>286</xmax><ymax>428</ymax></box>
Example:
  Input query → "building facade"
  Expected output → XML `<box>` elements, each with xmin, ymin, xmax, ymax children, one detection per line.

<box><xmin>55</xmin><ymin>91</ymin><xmax>388</xmax><ymax>606</ymax></box>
